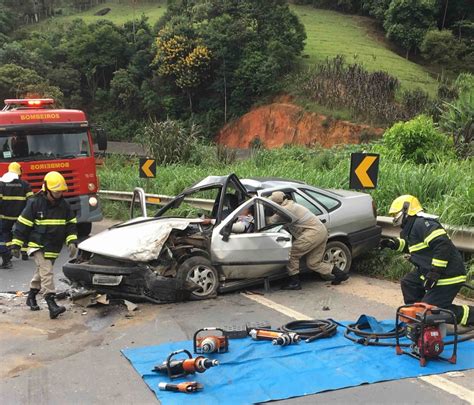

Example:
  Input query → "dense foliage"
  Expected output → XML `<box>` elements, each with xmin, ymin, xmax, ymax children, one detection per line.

<box><xmin>296</xmin><ymin>56</ymin><xmax>431</xmax><ymax>125</ymax></box>
<box><xmin>291</xmin><ymin>0</ymin><xmax>474</xmax><ymax>66</ymax></box>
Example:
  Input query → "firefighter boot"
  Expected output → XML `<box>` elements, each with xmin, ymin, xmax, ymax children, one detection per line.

<box><xmin>281</xmin><ymin>275</ymin><xmax>302</xmax><ymax>290</ymax></box>
<box><xmin>44</xmin><ymin>293</ymin><xmax>66</xmax><ymax>319</ymax></box>
<box><xmin>26</xmin><ymin>288</ymin><xmax>40</xmax><ymax>311</ymax></box>
<box><xmin>1</xmin><ymin>253</ymin><xmax>12</xmax><ymax>269</ymax></box>
<box><xmin>331</xmin><ymin>266</ymin><xmax>349</xmax><ymax>285</ymax></box>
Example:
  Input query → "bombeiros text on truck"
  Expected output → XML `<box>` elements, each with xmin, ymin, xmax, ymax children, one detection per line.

<box><xmin>0</xmin><ymin>98</ymin><xmax>107</xmax><ymax>236</ymax></box>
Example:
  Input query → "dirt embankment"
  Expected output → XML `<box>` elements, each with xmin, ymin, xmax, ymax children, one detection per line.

<box><xmin>216</xmin><ymin>102</ymin><xmax>383</xmax><ymax>149</ymax></box>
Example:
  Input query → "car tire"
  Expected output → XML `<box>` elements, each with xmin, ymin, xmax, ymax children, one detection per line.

<box><xmin>324</xmin><ymin>241</ymin><xmax>352</xmax><ymax>273</ymax></box>
<box><xmin>177</xmin><ymin>256</ymin><xmax>219</xmax><ymax>300</ymax></box>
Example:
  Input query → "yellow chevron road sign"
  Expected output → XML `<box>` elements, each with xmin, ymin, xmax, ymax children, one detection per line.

<box><xmin>139</xmin><ymin>158</ymin><xmax>156</xmax><ymax>178</ymax></box>
<box><xmin>349</xmin><ymin>153</ymin><xmax>379</xmax><ymax>189</ymax></box>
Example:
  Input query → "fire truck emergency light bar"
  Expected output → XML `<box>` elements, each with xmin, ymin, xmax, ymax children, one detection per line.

<box><xmin>4</xmin><ymin>99</ymin><xmax>55</xmax><ymax>107</ymax></box>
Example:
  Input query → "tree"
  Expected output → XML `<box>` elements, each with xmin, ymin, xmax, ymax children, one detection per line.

<box><xmin>420</xmin><ymin>29</ymin><xmax>459</xmax><ymax>66</ymax></box>
<box><xmin>60</xmin><ymin>20</ymin><xmax>129</xmax><ymax>102</ymax></box>
<box><xmin>384</xmin><ymin>0</ymin><xmax>437</xmax><ymax>58</ymax></box>
<box><xmin>153</xmin><ymin>31</ymin><xmax>212</xmax><ymax>111</ymax></box>
<box><xmin>154</xmin><ymin>0</ymin><xmax>306</xmax><ymax>123</ymax></box>
<box><xmin>0</xmin><ymin>63</ymin><xmax>62</xmax><ymax>101</ymax></box>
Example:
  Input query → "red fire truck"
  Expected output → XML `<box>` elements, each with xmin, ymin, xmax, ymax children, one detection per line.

<box><xmin>0</xmin><ymin>98</ymin><xmax>107</xmax><ymax>236</ymax></box>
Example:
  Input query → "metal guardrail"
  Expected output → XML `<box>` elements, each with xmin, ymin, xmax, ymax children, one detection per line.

<box><xmin>98</xmin><ymin>190</ymin><xmax>474</xmax><ymax>254</ymax></box>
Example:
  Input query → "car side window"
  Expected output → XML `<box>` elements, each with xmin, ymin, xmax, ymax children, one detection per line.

<box><xmin>291</xmin><ymin>192</ymin><xmax>323</xmax><ymax>215</ymax></box>
<box><xmin>258</xmin><ymin>200</ymin><xmax>292</xmax><ymax>230</ymax></box>
<box><xmin>303</xmin><ymin>189</ymin><xmax>340</xmax><ymax>211</ymax></box>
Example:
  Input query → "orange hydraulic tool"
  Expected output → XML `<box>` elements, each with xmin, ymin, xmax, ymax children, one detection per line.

<box><xmin>152</xmin><ymin>349</ymin><xmax>219</xmax><ymax>379</ymax></box>
<box><xmin>158</xmin><ymin>381</ymin><xmax>203</xmax><ymax>393</ymax></box>
<box><xmin>194</xmin><ymin>327</ymin><xmax>229</xmax><ymax>354</ymax></box>
<box><xmin>248</xmin><ymin>329</ymin><xmax>300</xmax><ymax>346</ymax></box>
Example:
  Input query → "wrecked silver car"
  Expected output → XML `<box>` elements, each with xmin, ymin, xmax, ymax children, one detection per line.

<box><xmin>63</xmin><ymin>174</ymin><xmax>380</xmax><ymax>303</ymax></box>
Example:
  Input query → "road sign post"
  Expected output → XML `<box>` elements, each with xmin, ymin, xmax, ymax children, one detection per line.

<box><xmin>349</xmin><ymin>153</ymin><xmax>379</xmax><ymax>189</ymax></box>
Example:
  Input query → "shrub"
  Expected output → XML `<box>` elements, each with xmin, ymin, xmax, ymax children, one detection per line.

<box><xmin>420</xmin><ymin>30</ymin><xmax>459</xmax><ymax>66</ymax></box>
<box><xmin>401</xmin><ymin>88</ymin><xmax>430</xmax><ymax>118</ymax></box>
<box><xmin>136</xmin><ymin>118</ymin><xmax>201</xmax><ymax>165</ymax></box>
<box><xmin>382</xmin><ymin>115</ymin><xmax>455</xmax><ymax>164</ymax></box>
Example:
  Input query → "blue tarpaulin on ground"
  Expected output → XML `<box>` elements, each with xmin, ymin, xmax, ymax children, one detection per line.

<box><xmin>121</xmin><ymin>321</ymin><xmax>474</xmax><ymax>405</ymax></box>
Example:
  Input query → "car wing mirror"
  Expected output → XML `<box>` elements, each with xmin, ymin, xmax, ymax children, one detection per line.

<box><xmin>220</xmin><ymin>224</ymin><xmax>231</xmax><ymax>242</ymax></box>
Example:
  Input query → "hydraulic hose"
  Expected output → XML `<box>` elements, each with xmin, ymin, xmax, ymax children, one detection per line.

<box><xmin>280</xmin><ymin>319</ymin><xmax>338</xmax><ymax>343</ymax></box>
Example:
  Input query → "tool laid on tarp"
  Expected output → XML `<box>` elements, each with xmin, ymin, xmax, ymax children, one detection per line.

<box><xmin>395</xmin><ymin>302</ymin><xmax>457</xmax><ymax>367</ymax></box>
<box><xmin>334</xmin><ymin>315</ymin><xmax>407</xmax><ymax>347</ymax></box>
<box><xmin>248</xmin><ymin>328</ymin><xmax>300</xmax><ymax>346</ymax></box>
<box><xmin>194</xmin><ymin>327</ymin><xmax>229</xmax><ymax>354</ymax></box>
<box><xmin>152</xmin><ymin>349</ymin><xmax>219</xmax><ymax>379</ymax></box>
<box><xmin>280</xmin><ymin>319</ymin><xmax>338</xmax><ymax>343</ymax></box>
<box><xmin>158</xmin><ymin>381</ymin><xmax>203</xmax><ymax>393</ymax></box>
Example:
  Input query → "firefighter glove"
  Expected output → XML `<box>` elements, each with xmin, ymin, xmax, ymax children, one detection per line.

<box><xmin>10</xmin><ymin>246</ymin><xmax>21</xmax><ymax>258</ymax></box>
<box><xmin>423</xmin><ymin>270</ymin><xmax>441</xmax><ymax>290</ymax></box>
<box><xmin>380</xmin><ymin>238</ymin><xmax>396</xmax><ymax>250</ymax></box>
<box><xmin>67</xmin><ymin>243</ymin><xmax>78</xmax><ymax>258</ymax></box>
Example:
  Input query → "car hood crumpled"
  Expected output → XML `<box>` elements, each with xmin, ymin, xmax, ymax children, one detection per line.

<box><xmin>78</xmin><ymin>218</ymin><xmax>196</xmax><ymax>262</ymax></box>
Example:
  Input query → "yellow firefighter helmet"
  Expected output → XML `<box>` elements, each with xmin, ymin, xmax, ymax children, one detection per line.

<box><xmin>8</xmin><ymin>162</ymin><xmax>22</xmax><ymax>175</ymax></box>
<box><xmin>389</xmin><ymin>195</ymin><xmax>423</xmax><ymax>217</ymax></box>
<box><xmin>43</xmin><ymin>171</ymin><xmax>68</xmax><ymax>192</ymax></box>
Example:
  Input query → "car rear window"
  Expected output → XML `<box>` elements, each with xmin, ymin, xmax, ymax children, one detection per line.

<box><xmin>292</xmin><ymin>192</ymin><xmax>323</xmax><ymax>215</ymax></box>
<box><xmin>303</xmin><ymin>189</ymin><xmax>340</xmax><ymax>211</ymax></box>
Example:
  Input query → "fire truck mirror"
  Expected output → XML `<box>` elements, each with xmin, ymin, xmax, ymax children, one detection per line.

<box><xmin>96</xmin><ymin>128</ymin><xmax>107</xmax><ymax>151</ymax></box>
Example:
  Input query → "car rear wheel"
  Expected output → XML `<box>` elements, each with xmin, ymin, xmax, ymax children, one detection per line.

<box><xmin>324</xmin><ymin>241</ymin><xmax>352</xmax><ymax>273</ymax></box>
<box><xmin>177</xmin><ymin>256</ymin><xmax>219</xmax><ymax>300</ymax></box>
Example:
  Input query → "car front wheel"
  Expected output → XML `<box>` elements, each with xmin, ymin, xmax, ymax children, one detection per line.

<box><xmin>323</xmin><ymin>241</ymin><xmax>352</xmax><ymax>273</ymax></box>
<box><xmin>177</xmin><ymin>256</ymin><xmax>219</xmax><ymax>300</ymax></box>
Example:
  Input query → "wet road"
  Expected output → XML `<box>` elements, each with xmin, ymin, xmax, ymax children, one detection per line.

<box><xmin>1</xmin><ymin>219</ymin><xmax>473</xmax><ymax>404</ymax></box>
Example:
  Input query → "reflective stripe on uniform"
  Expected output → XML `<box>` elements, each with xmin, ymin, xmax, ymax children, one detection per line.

<box><xmin>67</xmin><ymin>217</ymin><xmax>78</xmax><ymax>224</ymax></box>
<box><xmin>34</xmin><ymin>219</ymin><xmax>66</xmax><ymax>226</ymax></box>
<box><xmin>425</xmin><ymin>228</ymin><xmax>447</xmax><ymax>244</ymax></box>
<box><xmin>27</xmin><ymin>241</ymin><xmax>43</xmax><ymax>248</ymax></box>
<box><xmin>26</xmin><ymin>192</ymin><xmax>34</xmax><ymax>198</ymax></box>
<box><xmin>397</xmin><ymin>238</ymin><xmax>406</xmax><ymax>252</ymax></box>
<box><xmin>1</xmin><ymin>195</ymin><xmax>27</xmax><ymax>201</ymax></box>
<box><xmin>18</xmin><ymin>216</ymin><xmax>34</xmax><ymax>227</ymax></box>
<box><xmin>11</xmin><ymin>238</ymin><xmax>24</xmax><ymax>247</ymax></box>
<box><xmin>409</xmin><ymin>241</ymin><xmax>428</xmax><ymax>252</ymax></box>
<box><xmin>408</xmin><ymin>228</ymin><xmax>449</xmax><ymax>253</ymax></box>
<box><xmin>66</xmin><ymin>234</ymin><xmax>78</xmax><ymax>244</ymax></box>
<box><xmin>460</xmin><ymin>305</ymin><xmax>470</xmax><ymax>326</ymax></box>
<box><xmin>420</xmin><ymin>274</ymin><xmax>466</xmax><ymax>286</ymax></box>
<box><xmin>432</xmin><ymin>258</ymin><xmax>448</xmax><ymax>268</ymax></box>
<box><xmin>44</xmin><ymin>251</ymin><xmax>59</xmax><ymax>259</ymax></box>
<box><xmin>1</xmin><ymin>215</ymin><xmax>19</xmax><ymax>221</ymax></box>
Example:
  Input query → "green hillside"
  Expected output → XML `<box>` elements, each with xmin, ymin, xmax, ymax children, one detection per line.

<box><xmin>39</xmin><ymin>0</ymin><xmax>166</xmax><ymax>27</ymax></box>
<box><xmin>291</xmin><ymin>6</ymin><xmax>438</xmax><ymax>94</ymax></box>
<box><xmin>35</xmin><ymin>2</ymin><xmax>437</xmax><ymax>95</ymax></box>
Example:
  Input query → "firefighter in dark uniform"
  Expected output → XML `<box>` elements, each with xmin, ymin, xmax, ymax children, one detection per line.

<box><xmin>381</xmin><ymin>195</ymin><xmax>473</xmax><ymax>326</ymax></box>
<box><xmin>0</xmin><ymin>162</ymin><xmax>33</xmax><ymax>268</ymax></box>
<box><xmin>10</xmin><ymin>171</ymin><xmax>78</xmax><ymax>319</ymax></box>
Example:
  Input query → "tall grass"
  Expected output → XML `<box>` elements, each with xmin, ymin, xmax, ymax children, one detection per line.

<box><xmin>99</xmin><ymin>145</ymin><xmax>473</xmax><ymax>227</ymax></box>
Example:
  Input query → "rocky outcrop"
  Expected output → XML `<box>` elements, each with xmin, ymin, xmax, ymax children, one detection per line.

<box><xmin>216</xmin><ymin>102</ymin><xmax>383</xmax><ymax>148</ymax></box>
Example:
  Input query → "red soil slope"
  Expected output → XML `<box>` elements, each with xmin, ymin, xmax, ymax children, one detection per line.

<box><xmin>216</xmin><ymin>102</ymin><xmax>383</xmax><ymax>148</ymax></box>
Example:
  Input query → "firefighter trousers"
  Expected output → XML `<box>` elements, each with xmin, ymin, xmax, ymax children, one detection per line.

<box><xmin>30</xmin><ymin>251</ymin><xmax>55</xmax><ymax>295</ymax></box>
<box><xmin>401</xmin><ymin>269</ymin><xmax>473</xmax><ymax>326</ymax></box>
<box><xmin>287</xmin><ymin>228</ymin><xmax>333</xmax><ymax>277</ymax></box>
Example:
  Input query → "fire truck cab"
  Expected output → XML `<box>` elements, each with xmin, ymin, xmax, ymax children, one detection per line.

<box><xmin>0</xmin><ymin>98</ymin><xmax>106</xmax><ymax>237</ymax></box>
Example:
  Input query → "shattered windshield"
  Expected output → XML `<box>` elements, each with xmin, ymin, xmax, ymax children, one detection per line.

<box><xmin>0</xmin><ymin>128</ymin><xmax>91</xmax><ymax>162</ymax></box>
<box><xmin>157</xmin><ymin>187</ymin><xmax>220</xmax><ymax>218</ymax></box>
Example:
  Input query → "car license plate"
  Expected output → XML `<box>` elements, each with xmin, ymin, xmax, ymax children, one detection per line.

<box><xmin>92</xmin><ymin>274</ymin><xmax>123</xmax><ymax>286</ymax></box>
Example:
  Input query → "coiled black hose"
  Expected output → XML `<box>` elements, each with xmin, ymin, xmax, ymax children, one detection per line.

<box><xmin>280</xmin><ymin>319</ymin><xmax>338</xmax><ymax>343</ymax></box>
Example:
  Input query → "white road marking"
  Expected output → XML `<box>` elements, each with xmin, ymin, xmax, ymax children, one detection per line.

<box><xmin>419</xmin><ymin>375</ymin><xmax>474</xmax><ymax>404</ymax></box>
<box><xmin>241</xmin><ymin>292</ymin><xmax>474</xmax><ymax>403</ymax></box>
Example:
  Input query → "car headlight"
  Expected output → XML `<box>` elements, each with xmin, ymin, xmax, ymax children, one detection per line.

<box><xmin>88</xmin><ymin>183</ymin><xmax>96</xmax><ymax>191</ymax></box>
<box><xmin>89</xmin><ymin>196</ymin><xmax>98</xmax><ymax>207</ymax></box>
